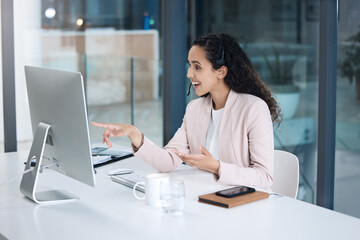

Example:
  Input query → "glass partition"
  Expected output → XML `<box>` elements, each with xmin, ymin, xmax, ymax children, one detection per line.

<box><xmin>86</xmin><ymin>56</ymin><xmax>163</xmax><ymax>147</ymax></box>
<box><xmin>10</xmin><ymin>0</ymin><xmax>162</xmax><ymax>152</ymax></box>
<box><xmin>335</xmin><ymin>0</ymin><xmax>360</xmax><ymax>218</ymax></box>
<box><xmin>0</xmin><ymin>2</ymin><xmax>3</xmax><ymax>152</ymax></box>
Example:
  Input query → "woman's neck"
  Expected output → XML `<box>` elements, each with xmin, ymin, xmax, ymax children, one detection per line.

<box><xmin>211</xmin><ymin>87</ymin><xmax>231</xmax><ymax>110</ymax></box>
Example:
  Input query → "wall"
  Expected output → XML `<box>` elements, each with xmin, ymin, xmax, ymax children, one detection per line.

<box><xmin>40</xmin><ymin>29</ymin><xmax>159</xmax><ymax>106</ymax></box>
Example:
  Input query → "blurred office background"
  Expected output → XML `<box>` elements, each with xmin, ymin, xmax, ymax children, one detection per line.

<box><xmin>1</xmin><ymin>0</ymin><xmax>359</xmax><ymax>218</ymax></box>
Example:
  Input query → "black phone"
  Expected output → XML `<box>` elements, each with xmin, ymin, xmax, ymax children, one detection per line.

<box><xmin>215</xmin><ymin>186</ymin><xmax>255</xmax><ymax>198</ymax></box>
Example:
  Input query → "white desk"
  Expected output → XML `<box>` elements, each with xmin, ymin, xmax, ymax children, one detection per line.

<box><xmin>1</xmin><ymin>151</ymin><xmax>359</xmax><ymax>240</ymax></box>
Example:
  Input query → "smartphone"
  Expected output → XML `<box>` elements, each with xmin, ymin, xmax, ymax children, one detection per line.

<box><xmin>215</xmin><ymin>186</ymin><xmax>255</xmax><ymax>198</ymax></box>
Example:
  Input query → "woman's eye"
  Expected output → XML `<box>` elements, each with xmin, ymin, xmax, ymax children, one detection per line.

<box><xmin>195</xmin><ymin>65</ymin><xmax>201</xmax><ymax>70</ymax></box>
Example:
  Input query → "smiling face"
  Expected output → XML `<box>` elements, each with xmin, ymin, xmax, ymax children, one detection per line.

<box><xmin>187</xmin><ymin>45</ymin><xmax>227</xmax><ymax>97</ymax></box>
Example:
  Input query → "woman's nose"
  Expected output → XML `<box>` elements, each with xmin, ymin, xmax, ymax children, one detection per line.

<box><xmin>187</xmin><ymin>67</ymin><xmax>193</xmax><ymax>78</ymax></box>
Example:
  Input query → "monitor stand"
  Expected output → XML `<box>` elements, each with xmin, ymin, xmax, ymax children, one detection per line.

<box><xmin>20</xmin><ymin>122</ymin><xmax>79</xmax><ymax>204</ymax></box>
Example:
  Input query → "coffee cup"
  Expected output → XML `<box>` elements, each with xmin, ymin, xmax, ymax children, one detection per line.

<box><xmin>133</xmin><ymin>173</ymin><xmax>169</xmax><ymax>207</ymax></box>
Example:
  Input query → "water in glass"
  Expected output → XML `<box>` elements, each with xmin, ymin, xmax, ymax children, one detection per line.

<box><xmin>160</xmin><ymin>180</ymin><xmax>185</xmax><ymax>213</ymax></box>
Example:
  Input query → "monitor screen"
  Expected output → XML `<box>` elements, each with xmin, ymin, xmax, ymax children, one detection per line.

<box><xmin>20</xmin><ymin>66</ymin><xmax>96</xmax><ymax>204</ymax></box>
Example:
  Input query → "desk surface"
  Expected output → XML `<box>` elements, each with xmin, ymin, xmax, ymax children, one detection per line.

<box><xmin>1</xmin><ymin>151</ymin><xmax>359</xmax><ymax>240</ymax></box>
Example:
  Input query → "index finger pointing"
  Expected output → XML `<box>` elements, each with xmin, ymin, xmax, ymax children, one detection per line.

<box><xmin>91</xmin><ymin>122</ymin><xmax>112</xmax><ymax>128</ymax></box>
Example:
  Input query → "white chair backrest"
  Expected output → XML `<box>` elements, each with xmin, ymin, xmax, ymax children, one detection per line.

<box><xmin>272</xmin><ymin>150</ymin><xmax>299</xmax><ymax>198</ymax></box>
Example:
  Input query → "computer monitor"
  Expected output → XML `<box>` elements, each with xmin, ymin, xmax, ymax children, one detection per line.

<box><xmin>20</xmin><ymin>66</ymin><xmax>96</xmax><ymax>204</ymax></box>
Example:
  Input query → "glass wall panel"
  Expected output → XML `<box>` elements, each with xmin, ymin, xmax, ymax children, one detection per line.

<box><xmin>335</xmin><ymin>0</ymin><xmax>360</xmax><ymax>218</ymax></box>
<box><xmin>0</xmin><ymin>2</ymin><xmax>3</xmax><ymax>152</ymax></box>
<box><xmin>12</xmin><ymin>0</ymin><xmax>163</xmax><ymax>152</ymax></box>
<box><xmin>188</xmin><ymin>0</ymin><xmax>320</xmax><ymax>203</ymax></box>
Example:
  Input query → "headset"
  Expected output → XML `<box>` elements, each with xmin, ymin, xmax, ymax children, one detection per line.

<box><xmin>187</xmin><ymin>34</ymin><xmax>225</xmax><ymax>96</ymax></box>
<box><xmin>215</xmin><ymin>34</ymin><xmax>226</xmax><ymax>66</ymax></box>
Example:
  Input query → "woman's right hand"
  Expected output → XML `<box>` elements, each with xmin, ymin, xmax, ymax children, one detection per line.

<box><xmin>90</xmin><ymin>122</ymin><xmax>142</xmax><ymax>148</ymax></box>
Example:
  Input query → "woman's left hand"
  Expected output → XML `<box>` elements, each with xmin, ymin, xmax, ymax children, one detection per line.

<box><xmin>173</xmin><ymin>146</ymin><xmax>220</xmax><ymax>174</ymax></box>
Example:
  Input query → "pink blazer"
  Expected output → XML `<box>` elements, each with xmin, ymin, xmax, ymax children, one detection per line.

<box><xmin>134</xmin><ymin>90</ymin><xmax>274</xmax><ymax>189</ymax></box>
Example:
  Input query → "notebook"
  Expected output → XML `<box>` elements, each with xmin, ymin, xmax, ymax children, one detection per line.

<box><xmin>28</xmin><ymin>147</ymin><xmax>133</xmax><ymax>168</ymax></box>
<box><xmin>91</xmin><ymin>147</ymin><xmax>133</xmax><ymax>168</ymax></box>
<box><xmin>198</xmin><ymin>190</ymin><xmax>269</xmax><ymax>208</ymax></box>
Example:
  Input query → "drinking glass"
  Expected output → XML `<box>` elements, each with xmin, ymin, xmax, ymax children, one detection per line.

<box><xmin>160</xmin><ymin>180</ymin><xmax>185</xmax><ymax>213</ymax></box>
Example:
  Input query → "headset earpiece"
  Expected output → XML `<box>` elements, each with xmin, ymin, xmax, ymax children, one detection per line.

<box><xmin>215</xmin><ymin>35</ymin><xmax>225</xmax><ymax>66</ymax></box>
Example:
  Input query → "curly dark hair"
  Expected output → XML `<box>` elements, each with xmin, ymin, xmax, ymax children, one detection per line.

<box><xmin>193</xmin><ymin>33</ymin><xmax>282</xmax><ymax>125</ymax></box>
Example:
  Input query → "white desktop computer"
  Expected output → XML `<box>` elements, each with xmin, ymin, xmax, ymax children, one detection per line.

<box><xmin>20</xmin><ymin>66</ymin><xmax>96</xmax><ymax>204</ymax></box>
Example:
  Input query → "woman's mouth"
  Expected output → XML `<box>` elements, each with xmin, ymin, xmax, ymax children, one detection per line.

<box><xmin>192</xmin><ymin>81</ymin><xmax>201</xmax><ymax>89</ymax></box>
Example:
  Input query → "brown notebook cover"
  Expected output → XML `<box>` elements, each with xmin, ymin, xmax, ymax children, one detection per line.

<box><xmin>198</xmin><ymin>190</ymin><xmax>269</xmax><ymax>208</ymax></box>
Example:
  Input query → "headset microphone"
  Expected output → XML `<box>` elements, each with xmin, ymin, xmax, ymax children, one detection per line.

<box><xmin>187</xmin><ymin>82</ymin><xmax>192</xmax><ymax>96</ymax></box>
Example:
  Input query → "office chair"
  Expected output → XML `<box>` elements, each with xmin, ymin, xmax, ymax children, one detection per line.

<box><xmin>272</xmin><ymin>150</ymin><xmax>299</xmax><ymax>198</ymax></box>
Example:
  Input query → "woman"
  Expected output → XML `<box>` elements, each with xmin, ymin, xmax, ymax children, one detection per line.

<box><xmin>92</xmin><ymin>33</ymin><xmax>281</xmax><ymax>189</ymax></box>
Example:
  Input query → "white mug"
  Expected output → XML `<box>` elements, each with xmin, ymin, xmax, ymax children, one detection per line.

<box><xmin>133</xmin><ymin>173</ymin><xmax>169</xmax><ymax>207</ymax></box>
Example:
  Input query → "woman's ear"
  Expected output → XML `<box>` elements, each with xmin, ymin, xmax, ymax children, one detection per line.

<box><xmin>217</xmin><ymin>66</ymin><xmax>228</xmax><ymax>79</ymax></box>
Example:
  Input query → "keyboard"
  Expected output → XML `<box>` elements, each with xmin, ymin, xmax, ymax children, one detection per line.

<box><xmin>111</xmin><ymin>173</ymin><xmax>146</xmax><ymax>193</ymax></box>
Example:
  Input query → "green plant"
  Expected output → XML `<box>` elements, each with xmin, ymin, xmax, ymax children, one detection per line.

<box><xmin>262</xmin><ymin>46</ymin><xmax>298</xmax><ymax>86</ymax></box>
<box><xmin>339</xmin><ymin>29</ymin><xmax>360</xmax><ymax>85</ymax></box>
